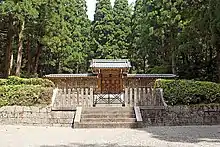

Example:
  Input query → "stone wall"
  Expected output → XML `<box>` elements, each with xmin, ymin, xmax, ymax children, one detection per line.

<box><xmin>1</xmin><ymin>105</ymin><xmax>220</xmax><ymax>127</ymax></box>
<box><xmin>0</xmin><ymin>106</ymin><xmax>75</xmax><ymax>127</ymax></box>
<box><xmin>141</xmin><ymin>104</ymin><xmax>220</xmax><ymax>126</ymax></box>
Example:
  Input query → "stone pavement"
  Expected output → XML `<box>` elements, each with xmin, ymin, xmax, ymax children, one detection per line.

<box><xmin>0</xmin><ymin>125</ymin><xmax>219</xmax><ymax>147</ymax></box>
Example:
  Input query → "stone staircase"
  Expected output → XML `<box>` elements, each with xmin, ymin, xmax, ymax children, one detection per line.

<box><xmin>74</xmin><ymin>107</ymin><xmax>142</xmax><ymax>128</ymax></box>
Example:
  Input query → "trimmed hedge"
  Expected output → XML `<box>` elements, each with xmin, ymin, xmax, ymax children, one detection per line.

<box><xmin>0</xmin><ymin>76</ymin><xmax>54</xmax><ymax>107</ymax></box>
<box><xmin>0</xmin><ymin>85</ymin><xmax>53</xmax><ymax>107</ymax></box>
<box><xmin>156</xmin><ymin>79</ymin><xmax>220</xmax><ymax>105</ymax></box>
<box><xmin>0</xmin><ymin>76</ymin><xmax>54</xmax><ymax>87</ymax></box>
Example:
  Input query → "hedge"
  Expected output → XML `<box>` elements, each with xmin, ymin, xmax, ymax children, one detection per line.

<box><xmin>0</xmin><ymin>76</ymin><xmax>54</xmax><ymax>107</ymax></box>
<box><xmin>156</xmin><ymin>79</ymin><xmax>220</xmax><ymax>105</ymax></box>
<box><xmin>0</xmin><ymin>85</ymin><xmax>53</xmax><ymax>107</ymax></box>
<box><xmin>0</xmin><ymin>76</ymin><xmax>54</xmax><ymax>87</ymax></box>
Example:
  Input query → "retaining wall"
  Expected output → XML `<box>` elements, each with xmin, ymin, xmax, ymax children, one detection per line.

<box><xmin>141</xmin><ymin>104</ymin><xmax>220</xmax><ymax>126</ymax></box>
<box><xmin>0</xmin><ymin>106</ymin><xmax>75</xmax><ymax>127</ymax></box>
<box><xmin>0</xmin><ymin>105</ymin><xmax>219</xmax><ymax>127</ymax></box>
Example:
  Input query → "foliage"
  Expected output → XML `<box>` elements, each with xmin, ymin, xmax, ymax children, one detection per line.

<box><xmin>157</xmin><ymin>79</ymin><xmax>220</xmax><ymax>105</ymax></box>
<box><xmin>0</xmin><ymin>76</ymin><xmax>54</xmax><ymax>87</ymax></box>
<box><xmin>0</xmin><ymin>85</ymin><xmax>52</xmax><ymax>107</ymax></box>
<box><xmin>92</xmin><ymin>0</ymin><xmax>114</xmax><ymax>59</ymax></box>
<box><xmin>139</xmin><ymin>0</ymin><xmax>220</xmax><ymax>82</ymax></box>
<box><xmin>1</xmin><ymin>0</ymin><xmax>220</xmax><ymax>84</ymax></box>
<box><xmin>147</xmin><ymin>65</ymin><xmax>171</xmax><ymax>74</ymax></box>
<box><xmin>112</xmin><ymin>0</ymin><xmax>131</xmax><ymax>58</ymax></box>
<box><xmin>0</xmin><ymin>0</ymin><xmax>91</xmax><ymax>77</ymax></box>
<box><xmin>129</xmin><ymin>0</ymin><xmax>145</xmax><ymax>73</ymax></box>
<box><xmin>41</xmin><ymin>0</ymin><xmax>91</xmax><ymax>74</ymax></box>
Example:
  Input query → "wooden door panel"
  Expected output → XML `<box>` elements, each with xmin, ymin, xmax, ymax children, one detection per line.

<box><xmin>101</xmin><ymin>77</ymin><xmax>122</xmax><ymax>94</ymax></box>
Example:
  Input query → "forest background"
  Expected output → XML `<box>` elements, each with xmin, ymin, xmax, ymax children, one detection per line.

<box><xmin>1</xmin><ymin>0</ymin><xmax>220</xmax><ymax>83</ymax></box>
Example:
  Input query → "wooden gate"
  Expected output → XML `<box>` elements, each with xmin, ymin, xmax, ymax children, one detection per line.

<box><xmin>93</xmin><ymin>69</ymin><xmax>125</xmax><ymax>106</ymax></box>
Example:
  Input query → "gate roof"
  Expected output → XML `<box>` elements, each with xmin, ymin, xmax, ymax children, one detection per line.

<box><xmin>90</xmin><ymin>59</ymin><xmax>131</xmax><ymax>69</ymax></box>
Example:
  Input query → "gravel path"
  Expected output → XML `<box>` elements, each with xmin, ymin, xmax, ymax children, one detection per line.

<box><xmin>0</xmin><ymin>125</ymin><xmax>219</xmax><ymax>147</ymax></box>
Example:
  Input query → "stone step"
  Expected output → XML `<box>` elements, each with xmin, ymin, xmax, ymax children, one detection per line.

<box><xmin>82</xmin><ymin>111</ymin><xmax>135</xmax><ymax>115</ymax></box>
<box><xmin>83</xmin><ymin>108</ymin><xmax>134</xmax><ymax>113</ymax></box>
<box><xmin>81</xmin><ymin>113</ymin><xmax>136</xmax><ymax>118</ymax></box>
<box><xmin>84</xmin><ymin>107</ymin><xmax>133</xmax><ymax>109</ymax></box>
<box><xmin>52</xmin><ymin>107</ymin><xmax>76</xmax><ymax>111</ymax></box>
<box><xmin>75</xmin><ymin>122</ymin><xmax>139</xmax><ymax>128</ymax></box>
<box><xmin>95</xmin><ymin>104</ymin><xmax>124</xmax><ymax>107</ymax></box>
<box><xmin>81</xmin><ymin>118</ymin><xmax>136</xmax><ymax>123</ymax></box>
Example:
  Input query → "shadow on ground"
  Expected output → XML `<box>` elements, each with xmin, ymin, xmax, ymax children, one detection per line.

<box><xmin>39</xmin><ymin>126</ymin><xmax>220</xmax><ymax>147</ymax></box>
<box><xmin>40</xmin><ymin>143</ymin><xmax>150</xmax><ymax>147</ymax></box>
<box><xmin>138</xmin><ymin>125</ymin><xmax>220</xmax><ymax>143</ymax></box>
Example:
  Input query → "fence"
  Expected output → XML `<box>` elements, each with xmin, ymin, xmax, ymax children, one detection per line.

<box><xmin>124</xmin><ymin>87</ymin><xmax>164</xmax><ymax>107</ymax></box>
<box><xmin>52</xmin><ymin>88</ymin><xmax>94</xmax><ymax>110</ymax></box>
<box><xmin>52</xmin><ymin>87</ymin><xmax>165</xmax><ymax>110</ymax></box>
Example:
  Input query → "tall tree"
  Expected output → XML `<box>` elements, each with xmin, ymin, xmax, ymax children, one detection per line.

<box><xmin>69</xmin><ymin>0</ymin><xmax>91</xmax><ymax>73</ymax></box>
<box><xmin>42</xmin><ymin>0</ymin><xmax>74</xmax><ymax>74</ymax></box>
<box><xmin>41</xmin><ymin>0</ymin><xmax>91</xmax><ymax>74</ymax></box>
<box><xmin>92</xmin><ymin>0</ymin><xmax>114</xmax><ymax>59</ymax></box>
<box><xmin>1</xmin><ymin>0</ymin><xmax>39</xmax><ymax>77</ymax></box>
<box><xmin>201</xmin><ymin>0</ymin><xmax>220</xmax><ymax>82</ymax></box>
<box><xmin>112</xmin><ymin>0</ymin><xmax>131</xmax><ymax>59</ymax></box>
<box><xmin>0</xmin><ymin>1</ymin><xmax>16</xmax><ymax>78</ymax></box>
<box><xmin>130</xmin><ymin>0</ymin><xmax>144</xmax><ymax>73</ymax></box>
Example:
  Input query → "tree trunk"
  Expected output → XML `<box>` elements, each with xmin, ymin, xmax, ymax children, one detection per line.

<box><xmin>171</xmin><ymin>49</ymin><xmax>176</xmax><ymax>75</ymax></box>
<box><xmin>58</xmin><ymin>62</ymin><xmax>62</xmax><ymax>74</ymax></box>
<box><xmin>143</xmin><ymin>56</ymin><xmax>146</xmax><ymax>73</ymax></box>
<box><xmin>15</xmin><ymin>20</ymin><xmax>25</xmax><ymax>76</ymax></box>
<box><xmin>9</xmin><ymin>53</ymin><xmax>13</xmax><ymax>74</ymax></box>
<box><xmin>76</xmin><ymin>64</ymin><xmax>79</xmax><ymax>74</ymax></box>
<box><xmin>33</xmin><ymin>42</ymin><xmax>42</xmax><ymax>74</ymax></box>
<box><xmin>26</xmin><ymin>37</ymin><xmax>31</xmax><ymax>75</ymax></box>
<box><xmin>4</xmin><ymin>14</ymin><xmax>13</xmax><ymax>78</ymax></box>
<box><xmin>216</xmin><ymin>47</ymin><xmax>220</xmax><ymax>83</ymax></box>
<box><xmin>208</xmin><ymin>47</ymin><xmax>213</xmax><ymax>80</ymax></box>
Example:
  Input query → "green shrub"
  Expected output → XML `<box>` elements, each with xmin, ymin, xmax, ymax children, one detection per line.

<box><xmin>156</xmin><ymin>79</ymin><xmax>220</xmax><ymax>105</ymax></box>
<box><xmin>147</xmin><ymin>65</ymin><xmax>171</xmax><ymax>74</ymax></box>
<box><xmin>0</xmin><ymin>76</ymin><xmax>54</xmax><ymax>87</ymax></box>
<box><xmin>0</xmin><ymin>85</ymin><xmax>53</xmax><ymax>107</ymax></box>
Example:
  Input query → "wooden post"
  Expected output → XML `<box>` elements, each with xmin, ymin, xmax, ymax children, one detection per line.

<box><xmin>146</xmin><ymin>88</ymin><xmax>150</xmax><ymax>105</ymax></box>
<box><xmin>81</xmin><ymin>88</ymin><xmax>84</xmax><ymax>106</ymax></box>
<box><xmin>134</xmin><ymin>88</ymin><xmax>137</xmax><ymax>106</ymax></box>
<box><xmin>85</xmin><ymin>88</ymin><xmax>89</xmax><ymax>107</ymax></box>
<box><xmin>152</xmin><ymin>88</ymin><xmax>156</xmax><ymax>105</ymax></box>
<box><xmin>90</xmin><ymin>88</ymin><xmax>94</xmax><ymax>107</ymax></box>
<box><xmin>143</xmin><ymin>88</ymin><xmax>146</xmax><ymax>106</ymax></box>
<box><xmin>59</xmin><ymin>89</ymin><xmax>63</xmax><ymax>107</ymax></box>
<box><xmin>125</xmin><ymin>88</ymin><xmax>128</xmax><ymax>107</ymax></box>
<box><xmin>63</xmin><ymin>88</ymin><xmax>67</xmax><ymax>108</ymax></box>
<box><xmin>138</xmin><ymin>88</ymin><xmax>141</xmax><ymax>106</ymax></box>
<box><xmin>149</xmin><ymin>88</ymin><xmax>153</xmax><ymax>105</ymax></box>
<box><xmin>72</xmin><ymin>88</ymin><xmax>76</xmax><ymax>107</ymax></box>
<box><xmin>77</xmin><ymin>88</ymin><xmax>80</xmax><ymax>105</ymax></box>
<box><xmin>68</xmin><ymin>88</ymin><xmax>71</xmax><ymax>107</ymax></box>
<box><xmin>130</xmin><ymin>88</ymin><xmax>133</xmax><ymax>107</ymax></box>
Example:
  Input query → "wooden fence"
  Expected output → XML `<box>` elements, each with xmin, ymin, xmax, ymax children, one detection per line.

<box><xmin>52</xmin><ymin>88</ymin><xmax>94</xmax><ymax>110</ymax></box>
<box><xmin>52</xmin><ymin>87</ymin><xmax>165</xmax><ymax>110</ymax></box>
<box><xmin>124</xmin><ymin>87</ymin><xmax>164</xmax><ymax>107</ymax></box>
